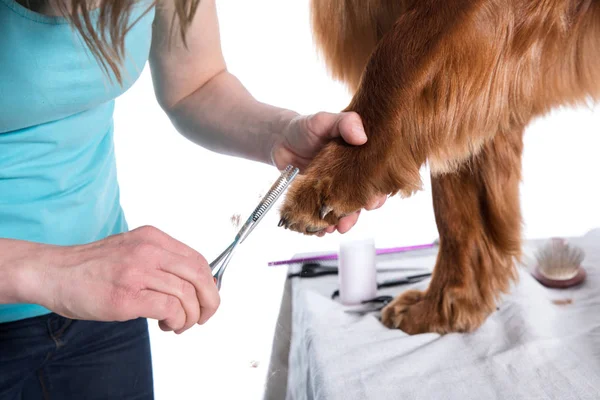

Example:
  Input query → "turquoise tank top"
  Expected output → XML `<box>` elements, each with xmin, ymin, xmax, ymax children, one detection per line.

<box><xmin>0</xmin><ymin>0</ymin><xmax>155</xmax><ymax>323</ymax></box>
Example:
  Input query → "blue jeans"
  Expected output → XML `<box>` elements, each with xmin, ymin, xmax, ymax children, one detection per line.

<box><xmin>0</xmin><ymin>313</ymin><xmax>154</xmax><ymax>399</ymax></box>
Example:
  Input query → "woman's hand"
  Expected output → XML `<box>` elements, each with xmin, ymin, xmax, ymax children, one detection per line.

<box><xmin>271</xmin><ymin>112</ymin><xmax>387</xmax><ymax>235</ymax></box>
<box><xmin>20</xmin><ymin>226</ymin><xmax>219</xmax><ymax>334</ymax></box>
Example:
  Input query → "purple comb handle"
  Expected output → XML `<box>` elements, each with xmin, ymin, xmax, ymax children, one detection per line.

<box><xmin>267</xmin><ymin>242</ymin><xmax>437</xmax><ymax>266</ymax></box>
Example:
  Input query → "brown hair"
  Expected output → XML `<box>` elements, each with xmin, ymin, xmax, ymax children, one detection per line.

<box><xmin>279</xmin><ymin>0</ymin><xmax>600</xmax><ymax>335</ymax></box>
<box><xmin>55</xmin><ymin>0</ymin><xmax>200</xmax><ymax>84</ymax></box>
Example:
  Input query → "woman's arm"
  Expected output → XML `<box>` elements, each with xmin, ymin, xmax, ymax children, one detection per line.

<box><xmin>0</xmin><ymin>239</ymin><xmax>43</xmax><ymax>304</ymax></box>
<box><xmin>148</xmin><ymin>0</ymin><xmax>295</xmax><ymax>167</ymax></box>
<box><xmin>148</xmin><ymin>0</ymin><xmax>387</xmax><ymax>233</ymax></box>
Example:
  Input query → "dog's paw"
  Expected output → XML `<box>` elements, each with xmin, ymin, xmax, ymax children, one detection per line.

<box><xmin>277</xmin><ymin>123</ymin><xmax>405</xmax><ymax>235</ymax></box>
<box><xmin>278</xmin><ymin>174</ymin><xmax>369</xmax><ymax>235</ymax></box>
<box><xmin>381</xmin><ymin>289</ymin><xmax>486</xmax><ymax>335</ymax></box>
<box><xmin>380</xmin><ymin>290</ymin><xmax>435</xmax><ymax>334</ymax></box>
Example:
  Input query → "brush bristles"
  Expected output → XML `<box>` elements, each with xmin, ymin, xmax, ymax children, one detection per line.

<box><xmin>534</xmin><ymin>238</ymin><xmax>585</xmax><ymax>281</ymax></box>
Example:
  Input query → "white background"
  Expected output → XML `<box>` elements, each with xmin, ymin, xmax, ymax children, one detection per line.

<box><xmin>112</xmin><ymin>1</ymin><xmax>600</xmax><ymax>398</ymax></box>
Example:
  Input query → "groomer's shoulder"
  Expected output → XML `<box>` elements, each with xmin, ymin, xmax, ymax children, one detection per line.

<box><xmin>149</xmin><ymin>0</ymin><xmax>226</xmax><ymax>110</ymax></box>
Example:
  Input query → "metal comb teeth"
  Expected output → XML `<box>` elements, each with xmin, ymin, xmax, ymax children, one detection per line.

<box><xmin>235</xmin><ymin>165</ymin><xmax>299</xmax><ymax>244</ymax></box>
<box><xmin>211</xmin><ymin>165</ymin><xmax>300</xmax><ymax>289</ymax></box>
<box><xmin>251</xmin><ymin>165</ymin><xmax>299</xmax><ymax>223</ymax></box>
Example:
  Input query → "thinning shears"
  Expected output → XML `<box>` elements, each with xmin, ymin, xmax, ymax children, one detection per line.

<box><xmin>210</xmin><ymin>165</ymin><xmax>300</xmax><ymax>290</ymax></box>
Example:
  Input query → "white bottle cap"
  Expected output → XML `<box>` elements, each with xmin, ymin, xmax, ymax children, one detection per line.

<box><xmin>338</xmin><ymin>238</ymin><xmax>377</xmax><ymax>305</ymax></box>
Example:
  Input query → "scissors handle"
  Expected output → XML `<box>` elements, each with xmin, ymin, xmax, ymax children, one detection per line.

<box><xmin>331</xmin><ymin>272</ymin><xmax>432</xmax><ymax>299</ymax></box>
<box><xmin>287</xmin><ymin>262</ymin><xmax>338</xmax><ymax>278</ymax></box>
<box><xmin>210</xmin><ymin>241</ymin><xmax>236</xmax><ymax>274</ymax></box>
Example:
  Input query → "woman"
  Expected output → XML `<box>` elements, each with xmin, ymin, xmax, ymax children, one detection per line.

<box><xmin>0</xmin><ymin>0</ymin><xmax>385</xmax><ymax>397</ymax></box>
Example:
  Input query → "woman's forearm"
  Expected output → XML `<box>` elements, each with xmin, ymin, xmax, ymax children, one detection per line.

<box><xmin>0</xmin><ymin>239</ymin><xmax>47</xmax><ymax>305</ymax></box>
<box><xmin>164</xmin><ymin>70</ymin><xmax>298</xmax><ymax>166</ymax></box>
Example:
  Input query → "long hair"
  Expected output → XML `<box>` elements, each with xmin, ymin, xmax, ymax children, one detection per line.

<box><xmin>53</xmin><ymin>0</ymin><xmax>201</xmax><ymax>84</ymax></box>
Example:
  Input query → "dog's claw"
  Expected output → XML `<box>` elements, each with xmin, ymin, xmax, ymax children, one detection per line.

<box><xmin>306</xmin><ymin>226</ymin><xmax>324</xmax><ymax>233</ymax></box>
<box><xmin>278</xmin><ymin>217</ymin><xmax>292</xmax><ymax>229</ymax></box>
<box><xmin>320</xmin><ymin>205</ymin><xmax>333</xmax><ymax>220</ymax></box>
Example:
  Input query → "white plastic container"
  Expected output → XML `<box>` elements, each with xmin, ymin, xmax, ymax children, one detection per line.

<box><xmin>338</xmin><ymin>238</ymin><xmax>377</xmax><ymax>305</ymax></box>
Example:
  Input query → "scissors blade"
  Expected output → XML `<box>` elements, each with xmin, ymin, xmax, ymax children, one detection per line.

<box><xmin>237</xmin><ymin>166</ymin><xmax>299</xmax><ymax>244</ymax></box>
<box><xmin>344</xmin><ymin>304</ymin><xmax>386</xmax><ymax>315</ymax></box>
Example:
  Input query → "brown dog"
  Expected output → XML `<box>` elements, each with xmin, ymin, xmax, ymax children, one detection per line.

<box><xmin>278</xmin><ymin>0</ymin><xmax>600</xmax><ymax>334</ymax></box>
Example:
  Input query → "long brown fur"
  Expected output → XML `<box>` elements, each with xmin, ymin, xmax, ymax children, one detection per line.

<box><xmin>279</xmin><ymin>0</ymin><xmax>600</xmax><ymax>334</ymax></box>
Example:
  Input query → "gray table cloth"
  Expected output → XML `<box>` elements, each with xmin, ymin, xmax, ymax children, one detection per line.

<box><xmin>265</xmin><ymin>229</ymin><xmax>600</xmax><ymax>400</ymax></box>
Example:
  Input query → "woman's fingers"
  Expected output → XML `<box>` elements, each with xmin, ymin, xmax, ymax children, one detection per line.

<box><xmin>157</xmin><ymin>253</ymin><xmax>220</xmax><ymax>325</ymax></box>
<box><xmin>365</xmin><ymin>195</ymin><xmax>387</xmax><ymax>211</ymax></box>
<box><xmin>143</xmin><ymin>271</ymin><xmax>200</xmax><ymax>333</ymax></box>
<box><xmin>135</xmin><ymin>290</ymin><xmax>186</xmax><ymax>332</ymax></box>
<box><xmin>132</xmin><ymin>226</ymin><xmax>220</xmax><ymax>326</ymax></box>
<box><xmin>322</xmin><ymin>195</ymin><xmax>386</xmax><ymax>235</ymax></box>
<box><xmin>336</xmin><ymin>211</ymin><xmax>361</xmax><ymax>234</ymax></box>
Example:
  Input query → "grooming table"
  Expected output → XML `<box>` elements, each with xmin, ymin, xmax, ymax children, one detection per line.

<box><xmin>264</xmin><ymin>229</ymin><xmax>600</xmax><ymax>400</ymax></box>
